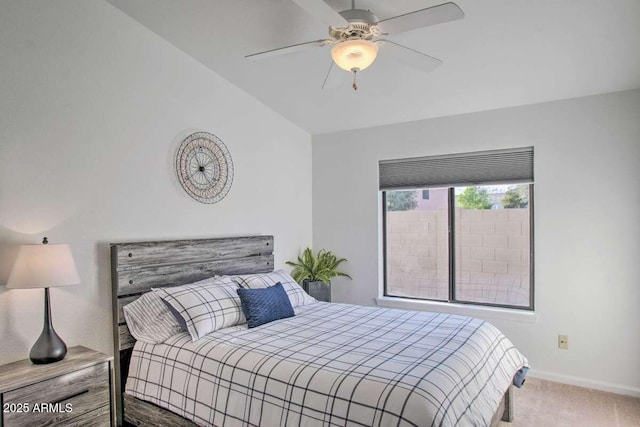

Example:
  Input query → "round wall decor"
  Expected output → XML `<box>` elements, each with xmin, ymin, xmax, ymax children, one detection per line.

<box><xmin>175</xmin><ymin>131</ymin><xmax>233</xmax><ymax>204</ymax></box>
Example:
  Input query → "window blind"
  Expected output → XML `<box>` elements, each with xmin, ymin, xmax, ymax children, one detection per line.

<box><xmin>379</xmin><ymin>147</ymin><xmax>534</xmax><ymax>190</ymax></box>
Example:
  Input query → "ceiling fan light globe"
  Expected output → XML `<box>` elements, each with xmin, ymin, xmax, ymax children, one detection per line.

<box><xmin>330</xmin><ymin>39</ymin><xmax>378</xmax><ymax>72</ymax></box>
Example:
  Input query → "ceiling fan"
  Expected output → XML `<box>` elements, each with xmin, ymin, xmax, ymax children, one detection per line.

<box><xmin>246</xmin><ymin>0</ymin><xmax>464</xmax><ymax>90</ymax></box>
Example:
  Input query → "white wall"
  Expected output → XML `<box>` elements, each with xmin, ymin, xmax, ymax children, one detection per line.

<box><xmin>313</xmin><ymin>89</ymin><xmax>640</xmax><ymax>395</ymax></box>
<box><xmin>0</xmin><ymin>0</ymin><xmax>312</xmax><ymax>364</ymax></box>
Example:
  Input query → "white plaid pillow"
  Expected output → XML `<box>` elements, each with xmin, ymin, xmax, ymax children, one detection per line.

<box><xmin>153</xmin><ymin>277</ymin><xmax>245</xmax><ymax>342</ymax></box>
<box><xmin>123</xmin><ymin>291</ymin><xmax>183</xmax><ymax>344</ymax></box>
<box><xmin>233</xmin><ymin>269</ymin><xmax>317</xmax><ymax>308</ymax></box>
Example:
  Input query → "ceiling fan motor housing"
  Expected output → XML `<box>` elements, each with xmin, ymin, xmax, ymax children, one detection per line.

<box><xmin>331</xmin><ymin>9</ymin><xmax>381</xmax><ymax>40</ymax></box>
<box><xmin>339</xmin><ymin>8</ymin><xmax>379</xmax><ymax>25</ymax></box>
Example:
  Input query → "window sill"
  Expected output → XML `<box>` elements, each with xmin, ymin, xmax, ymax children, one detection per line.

<box><xmin>375</xmin><ymin>296</ymin><xmax>538</xmax><ymax>324</ymax></box>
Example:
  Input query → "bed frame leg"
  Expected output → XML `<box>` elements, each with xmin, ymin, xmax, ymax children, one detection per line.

<box><xmin>501</xmin><ymin>386</ymin><xmax>514</xmax><ymax>422</ymax></box>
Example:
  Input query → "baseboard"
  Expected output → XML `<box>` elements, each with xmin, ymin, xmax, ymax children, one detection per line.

<box><xmin>528</xmin><ymin>369</ymin><xmax>640</xmax><ymax>398</ymax></box>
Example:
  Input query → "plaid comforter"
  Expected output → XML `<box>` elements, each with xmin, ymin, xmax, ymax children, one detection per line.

<box><xmin>126</xmin><ymin>303</ymin><xmax>528</xmax><ymax>427</ymax></box>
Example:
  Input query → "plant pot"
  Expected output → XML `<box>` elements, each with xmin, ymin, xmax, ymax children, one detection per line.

<box><xmin>303</xmin><ymin>280</ymin><xmax>331</xmax><ymax>302</ymax></box>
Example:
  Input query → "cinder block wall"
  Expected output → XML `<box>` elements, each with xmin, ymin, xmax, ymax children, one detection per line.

<box><xmin>386</xmin><ymin>208</ymin><xmax>530</xmax><ymax>305</ymax></box>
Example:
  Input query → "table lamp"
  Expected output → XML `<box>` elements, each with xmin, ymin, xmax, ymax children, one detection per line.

<box><xmin>6</xmin><ymin>237</ymin><xmax>80</xmax><ymax>364</ymax></box>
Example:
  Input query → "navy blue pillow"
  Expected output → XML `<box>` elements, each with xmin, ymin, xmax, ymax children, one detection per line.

<box><xmin>237</xmin><ymin>282</ymin><xmax>295</xmax><ymax>328</ymax></box>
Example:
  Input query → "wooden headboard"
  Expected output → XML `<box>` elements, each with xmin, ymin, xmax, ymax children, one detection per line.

<box><xmin>110</xmin><ymin>235</ymin><xmax>274</xmax><ymax>425</ymax></box>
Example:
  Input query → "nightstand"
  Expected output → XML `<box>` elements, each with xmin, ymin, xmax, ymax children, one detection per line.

<box><xmin>0</xmin><ymin>346</ymin><xmax>113</xmax><ymax>427</ymax></box>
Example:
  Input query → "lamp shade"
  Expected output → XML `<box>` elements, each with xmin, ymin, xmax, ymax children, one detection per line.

<box><xmin>331</xmin><ymin>39</ymin><xmax>379</xmax><ymax>72</ymax></box>
<box><xmin>7</xmin><ymin>244</ymin><xmax>80</xmax><ymax>289</ymax></box>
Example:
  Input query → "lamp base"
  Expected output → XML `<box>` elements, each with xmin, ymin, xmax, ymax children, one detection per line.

<box><xmin>30</xmin><ymin>288</ymin><xmax>67</xmax><ymax>364</ymax></box>
<box><xmin>29</xmin><ymin>328</ymin><xmax>67</xmax><ymax>364</ymax></box>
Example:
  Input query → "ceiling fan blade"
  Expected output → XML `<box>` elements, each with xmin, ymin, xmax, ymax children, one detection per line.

<box><xmin>377</xmin><ymin>2</ymin><xmax>464</xmax><ymax>35</ymax></box>
<box><xmin>321</xmin><ymin>61</ymin><xmax>350</xmax><ymax>90</ymax></box>
<box><xmin>246</xmin><ymin>39</ymin><xmax>331</xmax><ymax>60</ymax></box>
<box><xmin>377</xmin><ymin>40</ymin><xmax>442</xmax><ymax>74</ymax></box>
<box><xmin>290</xmin><ymin>0</ymin><xmax>349</xmax><ymax>27</ymax></box>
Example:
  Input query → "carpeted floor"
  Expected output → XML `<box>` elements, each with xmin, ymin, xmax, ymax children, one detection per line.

<box><xmin>498</xmin><ymin>378</ymin><xmax>640</xmax><ymax>427</ymax></box>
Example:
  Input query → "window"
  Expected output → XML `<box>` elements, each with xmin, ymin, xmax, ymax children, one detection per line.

<box><xmin>380</xmin><ymin>148</ymin><xmax>534</xmax><ymax>310</ymax></box>
<box><xmin>385</xmin><ymin>188</ymin><xmax>449</xmax><ymax>301</ymax></box>
<box><xmin>421</xmin><ymin>189</ymin><xmax>430</xmax><ymax>200</ymax></box>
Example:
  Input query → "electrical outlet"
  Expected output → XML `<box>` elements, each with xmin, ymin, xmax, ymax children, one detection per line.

<box><xmin>558</xmin><ymin>335</ymin><xmax>569</xmax><ymax>350</ymax></box>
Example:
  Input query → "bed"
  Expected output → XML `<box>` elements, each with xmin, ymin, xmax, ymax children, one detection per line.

<box><xmin>111</xmin><ymin>236</ymin><xmax>528</xmax><ymax>427</ymax></box>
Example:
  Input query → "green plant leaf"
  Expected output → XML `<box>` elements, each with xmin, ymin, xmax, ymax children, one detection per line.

<box><xmin>285</xmin><ymin>247</ymin><xmax>351</xmax><ymax>286</ymax></box>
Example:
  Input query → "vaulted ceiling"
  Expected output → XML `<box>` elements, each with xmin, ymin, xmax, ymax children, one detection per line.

<box><xmin>107</xmin><ymin>0</ymin><xmax>640</xmax><ymax>134</ymax></box>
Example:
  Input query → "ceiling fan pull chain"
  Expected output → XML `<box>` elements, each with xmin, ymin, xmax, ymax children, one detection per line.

<box><xmin>352</xmin><ymin>69</ymin><xmax>358</xmax><ymax>90</ymax></box>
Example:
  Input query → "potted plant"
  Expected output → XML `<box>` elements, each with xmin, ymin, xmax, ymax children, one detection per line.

<box><xmin>286</xmin><ymin>248</ymin><xmax>351</xmax><ymax>302</ymax></box>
